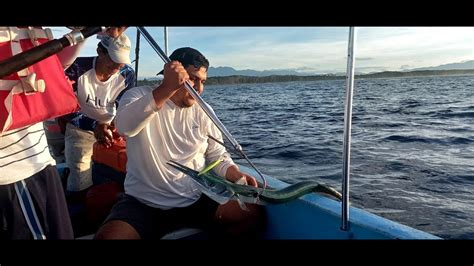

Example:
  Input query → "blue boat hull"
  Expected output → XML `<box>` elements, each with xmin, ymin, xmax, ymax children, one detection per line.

<box><xmin>239</xmin><ymin>165</ymin><xmax>440</xmax><ymax>239</ymax></box>
<box><xmin>56</xmin><ymin>163</ymin><xmax>440</xmax><ymax>239</ymax></box>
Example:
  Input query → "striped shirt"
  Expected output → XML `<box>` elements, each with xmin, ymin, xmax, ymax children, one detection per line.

<box><xmin>0</xmin><ymin>27</ymin><xmax>83</xmax><ymax>185</ymax></box>
<box><xmin>0</xmin><ymin>122</ymin><xmax>55</xmax><ymax>185</ymax></box>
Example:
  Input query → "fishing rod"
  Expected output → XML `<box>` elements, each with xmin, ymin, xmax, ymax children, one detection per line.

<box><xmin>0</xmin><ymin>27</ymin><xmax>106</xmax><ymax>79</ymax></box>
<box><xmin>136</xmin><ymin>26</ymin><xmax>267</xmax><ymax>190</ymax></box>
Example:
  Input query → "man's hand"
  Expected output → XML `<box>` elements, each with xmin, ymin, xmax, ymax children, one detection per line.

<box><xmin>225</xmin><ymin>166</ymin><xmax>258</xmax><ymax>188</ymax></box>
<box><xmin>235</xmin><ymin>174</ymin><xmax>258</xmax><ymax>188</ymax></box>
<box><xmin>153</xmin><ymin>61</ymin><xmax>190</xmax><ymax>109</ymax></box>
<box><xmin>161</xmin><ymin>61</ymin><xmax>189</xmax><ymax>92</ymax></box>
<box><xmin>94</xmin><ymin>122</ymin><xmax>114</xmax><ymax>148</ymax></box>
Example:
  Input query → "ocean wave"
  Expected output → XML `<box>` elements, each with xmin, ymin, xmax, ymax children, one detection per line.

<box><xmin>383</xmin><ymin>135</ymin><xmax>473</xmax><ymax>145</ymax></box>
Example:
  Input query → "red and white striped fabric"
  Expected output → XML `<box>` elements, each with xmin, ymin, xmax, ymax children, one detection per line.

<box><xmin>0</xmin><ymin>27</ymin><xmax>79</xmax><ymax>134</ymax></box>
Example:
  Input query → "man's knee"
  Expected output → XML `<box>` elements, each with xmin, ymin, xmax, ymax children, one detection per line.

<box><xmin>214</xmin><ymin>201</ymin><xmax>266</xmax><ymax>238</ymax></box>
<box><xmin>94</xmin><ymin>220</ymin><xmax>140</xmax><ymax>239</ymax></box>
<box><xmin>216</xmin><ymin>201</ymin><xmax>263</xmax><ymax>221</ymax></box>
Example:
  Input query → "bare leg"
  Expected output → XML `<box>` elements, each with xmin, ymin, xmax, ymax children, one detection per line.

<box><xmin>94</xmin><ymin>220</ymin><xmax>140</xmax><ymax>239</ymax></box>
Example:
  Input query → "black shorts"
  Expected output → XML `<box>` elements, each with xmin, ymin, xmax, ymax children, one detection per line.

<box><xmin>104</xmin><ymin>193</ymin><xmax>219</xmax><ymax>239</ymax></box>
<box><xmin>0</xmin><ymin>165</ymin><xmax>74</xmax><ymax>239</ymax></box>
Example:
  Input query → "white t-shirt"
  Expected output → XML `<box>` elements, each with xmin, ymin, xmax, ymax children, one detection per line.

<box><xmin>0</xmin><ymin>122</ymin><xmax>55</xmax><ymax>185</ymax></box>
<box><xmin>115</xmin><ymin>85</ymin><xmax>236</xmax><ymax>209</ymax></box>
<box><xmin>65</xmin><ymin>57</ymin><xmax>135</xmax><ymax>131</ymax></box>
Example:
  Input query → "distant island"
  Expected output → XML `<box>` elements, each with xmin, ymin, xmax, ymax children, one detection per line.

<box><xmin>137</xmin><ymin>69</ymin><xmax>474</xmax><ymax>86</ymax></box>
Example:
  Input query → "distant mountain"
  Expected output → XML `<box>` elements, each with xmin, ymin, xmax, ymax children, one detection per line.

<box><xmin>208</xmin><ymin>60</ymin><xmax>474</xmax><ymax>77</ymax></box>
<box><xmin>208</xmin><ymin>66</ymin><xmax>303</xmax><ymax>77</ymax></box>
<box><xmin>202</xmin><ymin>69</ymin><xmax>474</xmax><ymax>86</ymax></box>
<box><xmin>139</xmin><ymin>60</ymin><xmax>474</xmax><ymax>80</ymax></box>
<box><xmin>408</xmin><ymin>60</ymin><xmax>474</xmax><ymax>71</ymax></box>
<box><xmin>137</xmin><ymin>69</ymin><xmax>474</xmax><ymax>86</ymax></box>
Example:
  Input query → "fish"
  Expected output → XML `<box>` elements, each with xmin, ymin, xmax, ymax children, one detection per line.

<box><xmin>167</xmin><ymin>160</ymin><xmax>342</xmax><ymax>210</ymax></box>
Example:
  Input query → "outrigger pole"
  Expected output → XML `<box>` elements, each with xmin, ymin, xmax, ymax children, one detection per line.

<box><xmin>0</xmin><ymin>27</ymin><xmax>106</xmax><ymax>79</ymax></box>
<box><xmin>134</xmin><ymin>29</ymin><xmax>141</xmax><ymax>86</ymax></box>
<box><xmin>341</xmin><ymin>27</ymin><xmax>357</xmax><ymax>231</ymax></box>
<box><xmin>164</xmin><ymin>26</ymin><xmax>169</xmax><ymax>56</ymax></box>
<box><xmin>136</xmin><ymin>26</ymin><xmax>267</xmax><ymax>190</ymax></box>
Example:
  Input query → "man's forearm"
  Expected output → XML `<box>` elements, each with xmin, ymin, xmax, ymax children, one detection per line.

<box><xmin>224</xmin><ymin>165</ymin><xmax>243</xmax><ymax>182</ymax></box>
<box><xmin>115</xmin><ymin>91</ymin><xmax>159</xmax><ymax>137</ymax></box>
<box><xmin>57</xmin><ymin>42</ymin><xmax>85</xmax><ymax>70</ymax></box>
<box><xmin>152</xmin><ymin>83</ymin><xmax>177</xmax><ymax>110</ymax></box>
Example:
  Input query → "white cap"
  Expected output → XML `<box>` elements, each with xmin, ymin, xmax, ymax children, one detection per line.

<box><xmin>100</xmin><ymin>34</ymin><xmax>131</xmax><ymax>65</ymax></box>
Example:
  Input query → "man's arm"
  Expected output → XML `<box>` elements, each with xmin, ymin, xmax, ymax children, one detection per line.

<box><xmin>225</xmin><ymin>165</ymin><xmax>258</xmax><ymax>187</ymax></box>
<box><xmin>95</xmin><ymin>66</ymin><xmax>136</xmax><ymax>146</ymax></box>
<box><xmin>151</xmin><ymin>60</ymin><xmax>189</xmax><ymax>109</ymax></box>
<box><xmin>115</xmin><ymin>61</ymin><xmax>189</xmax><ymax>137</ymax></box>
<box><xmin>205</xmin><ymin>124</ymin><xmax>258</xmax><ymax>187</ymax></box>
<box><xmin>115</xmin><ymin>87</ymin><xmax>159</xmax><ymax>137</ymax></box>
<box><xmin>114</xmin><ymin>81</ymin><xmax>181</xmax><ymax>137</ymax></box>
<box><xmin>57</xmin><ymin>42</ymin><xmax>85</xmax><ymax>70</ymax></box>
<box><xmin>58</xmin><ymin>26</ymin><xmax>128</xmax><ymax>70</ymax></box>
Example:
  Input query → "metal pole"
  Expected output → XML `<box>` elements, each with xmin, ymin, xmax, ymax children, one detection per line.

<box><xmin>341</xmin><ymin>27</ymin><xmax>356</xmax><ymax>231</ymax></box>
<box><xmin>164</xmin><ymin>26</ymin><xmax>169</xmax><ymax>56</ymax></box>
<box><xmin>134</xmin><ymin>29</ymin><xmax>140</xmax><ymax>86</ymax></box>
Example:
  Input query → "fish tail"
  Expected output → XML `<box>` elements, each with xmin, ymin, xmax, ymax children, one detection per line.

<box><xmin>315</xmin><ymin>184</ymin><xmax>342</xmax><ymax>201</ymax></box>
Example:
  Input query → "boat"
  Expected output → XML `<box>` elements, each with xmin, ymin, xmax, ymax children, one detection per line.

<box><xmin>53</xmin><ymin>149</ymin><xmax>440</xmax><ymax>240</ymax></box>
<box><xmin>44</xmin><ymin>27</ymin><xmax>445</xmax><ymax>240</ymax></box>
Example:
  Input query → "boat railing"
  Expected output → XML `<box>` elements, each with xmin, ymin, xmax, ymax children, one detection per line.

<box><xmin>341</xmin><ymin>26</ymin><xmax>356</xmax><ymax>231</ymax></box>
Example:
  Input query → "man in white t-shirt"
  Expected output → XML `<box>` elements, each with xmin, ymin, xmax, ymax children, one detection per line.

<box><xmin>95</xmin><ymin>47</ymin><xmax>263</xmax><ymax>239</ymax></box>
<box><xmin>60</xmin><ymin>33</ymin><xmax>135</xmax><ymax>197</ymax></box>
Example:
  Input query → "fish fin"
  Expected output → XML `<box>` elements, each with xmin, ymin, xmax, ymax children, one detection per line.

<box><xmin>201</xmin><ymin>189</ymin><xmax>231</xmax><ymax>205</ymax></box>
<box><xmin>235</xmin><ymin>195</ymin><xmax>250</xmax><ymax>212</ymax></box>
<box><xmin>253</xmin><ymin>194</ymin><xmax>260</xmax><ymax>205</ymax></box>
<box><xmin>198</xmin><ymin>159</ymin><xmax>223</xmax><ymax>176</ymax></box>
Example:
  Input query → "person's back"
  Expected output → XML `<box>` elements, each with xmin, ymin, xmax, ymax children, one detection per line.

<box><xmin>1</xmin><ymin>123</ymin><xmax>56</xmax><ymax>184</ymax></box>
<box><xmin>0</xmin><ymin>26</ymin><xmax>129</xmax><ymax>239</ymax></box>
<box><xmin>0</xmin><ymin>26</ymin><xmax>80</xmax><ymax>239</ymax></box>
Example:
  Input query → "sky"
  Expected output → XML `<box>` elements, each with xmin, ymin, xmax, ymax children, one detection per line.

<box><xmin>51</xmin><ymin>27</ymin><xmax>474</xmax><ymax>78</ymax></box>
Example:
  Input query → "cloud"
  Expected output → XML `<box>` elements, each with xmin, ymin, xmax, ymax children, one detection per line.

<box><xmin>47</xmin><ymin>27</ymin><xmax>473</xmax><ymax>77</ymax></box>
<box><xmin>355</xmin><ymin>27</ymin><xmax>474</xmax><ymax>71</ymax></box>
